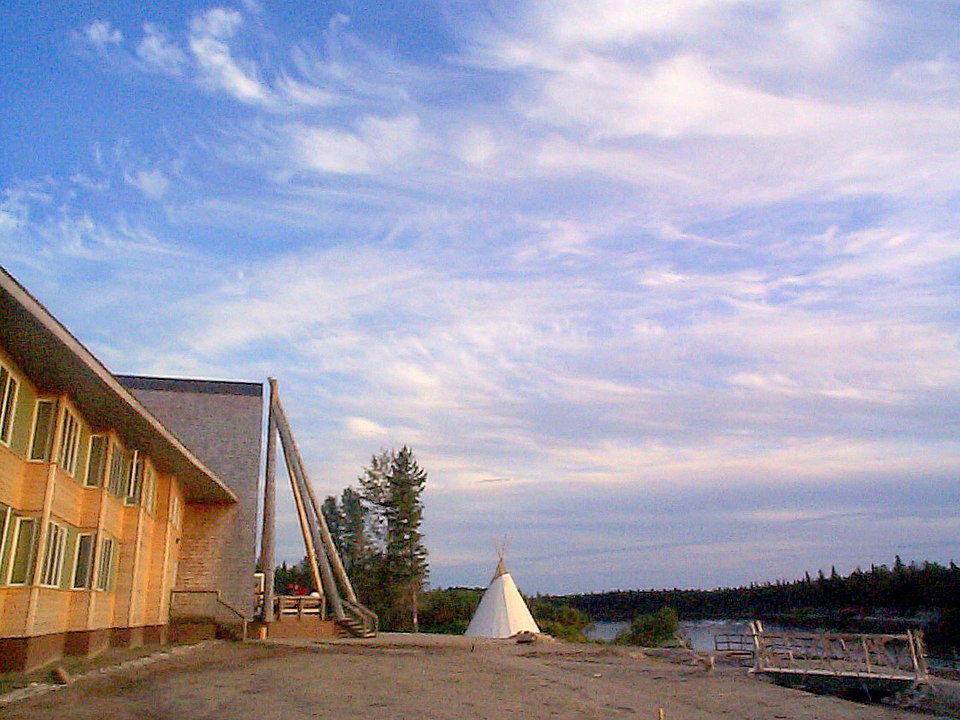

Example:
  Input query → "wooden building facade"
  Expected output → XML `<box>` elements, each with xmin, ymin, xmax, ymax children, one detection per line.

<box><xmin>0</xmin><ymin>267</ymin><xmax>259</xmax><ymax>671</ymax></box>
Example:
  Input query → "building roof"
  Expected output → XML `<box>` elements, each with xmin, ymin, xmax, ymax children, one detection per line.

<box><xmin>0</xmin><ymin>266</ymin><xmax>237</xmax><ymax>504</ymax></box>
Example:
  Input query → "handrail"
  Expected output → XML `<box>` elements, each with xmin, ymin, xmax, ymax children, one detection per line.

<box><xmin>342</xmin><ymin>599</ymin><xmax>378</xmax><ymax>635</ymax></box>
<box><xmin>170</xmin><ymin>589</ymin><xmax>248</xmax><ymax>640</ymax></box>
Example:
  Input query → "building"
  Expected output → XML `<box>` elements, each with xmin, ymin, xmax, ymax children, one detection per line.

<box><xmin>0</xmin><ymin>266</ymin><xmax>263</xmax><ymax>671</ymax></box>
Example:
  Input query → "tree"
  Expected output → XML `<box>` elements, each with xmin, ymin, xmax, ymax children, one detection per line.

<box><xmin>616</xmin><ymin>607</ymin><xmax>679</xmax><ymax>647</ymax></box>
<box><xmin>350</xmin><ymin>446</ymin><xmax>430</xmax><ymax>631</ymax></box>
<box><xmin>384</xmin><ymin>446</ymin><xmax>429</xmax><ymax>631</ymax></box>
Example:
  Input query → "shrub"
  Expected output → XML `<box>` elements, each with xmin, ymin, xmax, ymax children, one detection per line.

<box><xmin>615</xmin><ymin>607</ymin><xmax>679</xmax><ymax>647</ymax></box>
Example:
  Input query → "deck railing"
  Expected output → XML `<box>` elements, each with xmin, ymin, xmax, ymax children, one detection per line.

<box><xmin>170</xmin><ymin>589</ymin><xmax>248</xmax><ymax>640</ymax></box>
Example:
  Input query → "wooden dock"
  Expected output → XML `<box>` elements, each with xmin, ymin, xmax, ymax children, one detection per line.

<box><xmin>746</xmin><ymin>621</ymin><xmax>928</xmax><ymax>700</ymax></box>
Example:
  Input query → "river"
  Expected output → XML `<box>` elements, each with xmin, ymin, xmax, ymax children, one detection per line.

<box><xmin>585</xmin><ymin>619</ymin><xmax>759</xmax><ymax>650</ymax></box>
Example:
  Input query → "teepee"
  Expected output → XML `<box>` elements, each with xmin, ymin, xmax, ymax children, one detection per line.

<box><xmin>465</xmin><ymin>545</ymin><xmax>540</xmax><ymax>638</ymax></box>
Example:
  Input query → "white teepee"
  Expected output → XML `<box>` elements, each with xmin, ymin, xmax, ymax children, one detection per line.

<box><xmin>465</xmin><ymin>547</ymin><xmax>540</xmax><ymax>638</ymax></box>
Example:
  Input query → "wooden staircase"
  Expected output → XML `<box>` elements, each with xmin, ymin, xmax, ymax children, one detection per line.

<box><xmin>336</xmin><ymin>601</ymin><xmax>378</xmax><ymax>638</ymax></box>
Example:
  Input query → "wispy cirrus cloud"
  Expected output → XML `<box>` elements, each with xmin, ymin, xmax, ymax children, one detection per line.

<box><xmin>7</xmin><ymin>0</ymin><xmax>960</xmax><ymax>590</ymax></box>
<box><xmin>136</xmin><ymin>23</ymin><xmax>187</xmax><ymax>76</ymax></box>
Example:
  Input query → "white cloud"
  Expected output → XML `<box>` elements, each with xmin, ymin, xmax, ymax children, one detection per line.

<box><xmin>189</xmin><ymin>8</ymin><xmax>243</xmax><ymax>39</ymax></box>
<box><xmin>189</xmin><ymin>8</ymin><xmax>271</xmax><ymax>105</ymax></box>
<box><xmin>892</xmin><ymin>57</ymin><xmax>960</xmax><ymax>92</ymax></box>
<box><xmin>290</xmin><ymin>115</ymin><xmax>425</xmax><ymax>175</ymax></box>
<box><xmin>456</xmin><ymin>126</ymin><xmax>497</xmax><ymax>167</ymax></box>
<box><xmin>83</xmin><ymin>20</ymin><xmax>123</xmax><ymax>51</ymax></box>
<box><xmin>345</xmin><ymin>417</ymin><xmax>388</xmax><ymax>438</ymax></box>
<box><xmin>136</xmin><ymin>23</ymin><xmax>187</xmax><ymax>76</ymax></box>
<box><xmin>125</xmin><ymin>167</ymin><xmax>171</xmax><ymax>200</ymax></box>
<box><xmin>528</xmin><ymin>53</ymin><xmax>821</xmax><ymax>140</ymax></box>
<box><xmin>781</xmin><ymin>0</ymin><xmax>875</xmax><ymax>65</ymax></box>
<box><xmin>537</xmin><ymin>0</ymin><xmax>744</xmax><ymax>46</ymax></box>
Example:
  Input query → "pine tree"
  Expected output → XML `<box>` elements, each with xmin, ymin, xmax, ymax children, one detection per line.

<box><xmin>354</xmin><ymin>447</ymin><xmax>430</xmax><ymax>630</ymax></box>
<box><xmin>384</xmin><ymin>446</ymin><xmax>429</xmax><ymax>631</ymax></box>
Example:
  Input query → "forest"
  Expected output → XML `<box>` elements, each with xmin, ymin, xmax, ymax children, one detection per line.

<box><xmin>549</xmin><ymin>557</ymin><xmax>960</xmax><ymax>653</ymax></box>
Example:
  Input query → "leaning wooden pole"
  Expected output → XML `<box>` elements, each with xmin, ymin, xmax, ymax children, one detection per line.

<box><xmin>299</xmin><ymin>464</ymin><xmax>359</xmax><ymax>605</ymax></box>
<box><xmin>291</xmin><ymin>459</ymin><xmax>345</xmax><ymax>621</ymax></box>
<box><xmin>258</xmin><ymin>378</ymin><xmax>279</xmax><ymax>622</ymax></box>
<box><xmin>279</xmin><ymin>433</ymin><xmax>325</xmax><ymax>608</ymax></box>
<box><xmin>272</xmin><ymin>393</ymin><xmax>345</xmax><ymax>621</ymax></box>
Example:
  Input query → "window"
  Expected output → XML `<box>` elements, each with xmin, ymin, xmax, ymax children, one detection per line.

<box><xmin>57</xmin><ymin>407</ymin><xmax>81</xmax><ymax>477</ymax></box>
<box><xmin>125</xmin><ymin>451</ymin><xmax>143</xmax><ymax>505</ymax></box>
<box><xmin>0</xmin><ymin>505</ymin><xmax>10</xmax><ymax>577</ymax></box>
<box><xmin>40</xmin><ymin>520</ymin><xmax>67</xmax><ymax>587</ymax></box>
<box><xmin>96</xmin><ymin>536</ymin><xmax>115</xmax><ymax>591</ymax></box>
<box><xmin>72</xmin><ymin>533</ymin><xmax>95</xmax><ymax>589</ymax></box>
<box><xmin>7</xmin><ymin>516</ymin><xmax>37</xmax><ymax>585</ymax></box>
<box><xmin>107</xmin><ymin>441</ymin><xmax>130</xmax><ymax>497</ymax></box>
<box><xmin>0</xmin><ymin>364</ymin><xmax>18</xmax><ymax>446</ymax></box>
<box><xmin>170</xmin><ymin>493</ymin><xmax>182</xmax><ymax>528</ymax></box>
<box><xmin>85</xmin><ymin>435</ymin><xmax>107</xmax><ymax>488</ymax></box>
<box><xmin>143</xmin><ymin>463</ymin><xmax>157</xmax><ymax>514</ymax></box>
<box><xmin>29</xmin><ymin>399</ymin><xmax>57</xmax><ymax>461</ymax></box>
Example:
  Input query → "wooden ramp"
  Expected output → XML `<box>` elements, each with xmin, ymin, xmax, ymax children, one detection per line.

<box><xmin>749</xmin><ymin>621</ymin><xmax>928</xmax><ymax>700</ymax></box>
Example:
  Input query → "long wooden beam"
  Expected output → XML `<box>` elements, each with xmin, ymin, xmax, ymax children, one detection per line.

<box><xmin>258</xmin><ymin>378</ymin><xmax>278</xmax><ymax>622</ymax></box>
<box><xmin>298</xmin><ymin>461</ymin><xmax>359</xmax><ymax>605</ymax></box>
<box><xmin>272</xmin><ymin>392</ymin><xmax>345</xmax><ymax>621</ymax></box>
<box><xmin>279</xmin><ymin>428</ymin><xmax>325</xmax><ymax>609</ymax></box>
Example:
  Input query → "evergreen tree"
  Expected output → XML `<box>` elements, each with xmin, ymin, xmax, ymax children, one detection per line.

<box><xmin>321</xmin><ymin>495</ymin><xmax>344</xmax><ymax>554</ymax></box>
<box><xmin>384</xmin><ymin>446</ymin><xmax>429</xmax><ymax>631</ymax></box>
<box><xmin>347</xmin><ymin>446</ymin><xmax>431</xmax><ymax>631</ymax></box>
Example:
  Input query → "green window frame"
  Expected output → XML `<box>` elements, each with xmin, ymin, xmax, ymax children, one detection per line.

<box><xmin>85</xmin><ymin>434</ymin><xmax>108</xmax><ymax>488</ymax></box>
<box><xmin>125</xmin><ymin>451</ymin><xmax>143</xmax><ymax>506</ymax></box>
<box><xmin>29</xmin><ymin>399</ymin><xmax>58</xmax><ymax>462</ymax></box>
<box><xmin>96</xmin><ymin>536</ymin><xmax>116</xmax><ymax>591</ymax></box>
<box><xmin>107</xmin><ymin>442</ymin><xmax>130</xmax><ymax>497</ymax></box>
<box><xmin>7</xmin><ymin>516</ymin><xmax>37</xmax><ymax>585</ymax></box>
<box><xmin>0</xmin><ymin>364</ymin><xmax>19</xmax><ymax>446</ymax></box>
<box><xmin>57</xmin><ymin>407</ymin><xmax>81</xmax><ymax>477</ymax></box>
<box><xmin>72</xmin><ymin>533</ymin><xmax>95</xmax><ymax>589</ymax></box>
<box><xmin>39</xmin><ymin>520</ymin><xmax>67</xmax><ymax>587</ymax></box>
<box><xmin>0</xmin><ymin>504</ymin><xmax>10</xmax><ymax>581</ymax></box>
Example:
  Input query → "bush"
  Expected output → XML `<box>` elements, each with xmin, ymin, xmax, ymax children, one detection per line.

<box><xmin>529</xmin><ymin>598</ymin><xmax>591</xmax><ymax>642</ymax></box>
<box><xmin>615</xmin><ymin>607</ymin><xmax>679</xmax><ymax>647</ymax></box>
<box><xmin>418</xmin><ymin>588</ymin><xmax>482</xmax><ymax>634</ymax></box>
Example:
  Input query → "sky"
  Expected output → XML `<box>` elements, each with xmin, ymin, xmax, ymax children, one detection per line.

<box><xmin>2</xmin><ymin>0</ymin><xmax>959</xmax><ymax>595</ymax></box>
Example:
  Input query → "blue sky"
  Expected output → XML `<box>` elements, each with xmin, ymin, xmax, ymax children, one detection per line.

<box><xmin>2</xmin><ymin>0</ymin><xmax>959</xmax><ymax>594</ymax></box>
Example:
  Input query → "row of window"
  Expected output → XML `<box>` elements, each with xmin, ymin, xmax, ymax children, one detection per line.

<box><xmin>0</xmin><ymin>364</ymin><xmax>159</xmax><ymax>514</ymax></box>
<box><xmin>0</xmin><ymin>505</ymin><xmax>116</xmax><ymax>591</ymax></box>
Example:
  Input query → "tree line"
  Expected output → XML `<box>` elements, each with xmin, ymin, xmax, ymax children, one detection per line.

<box><xmin>546</xmin><ymin>557</ymin><xmax>960</xmax><ymax>652</ymax></box>
<box><xmin>274</xmin><ymin>446</ymin><xmax>429</xmax><ymax>632</ymax></box>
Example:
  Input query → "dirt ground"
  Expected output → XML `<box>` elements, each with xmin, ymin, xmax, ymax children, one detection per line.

<box><xmin>1</xmin><ymin>634</ymin><xmax>947</xmax><ymax>720</ymax></box>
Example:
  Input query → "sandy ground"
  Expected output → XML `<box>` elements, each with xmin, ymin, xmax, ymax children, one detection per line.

<box><xmin>2</xmin><ymin>634</ymin><xmax>946</xmax><ymax>720</ymax></box>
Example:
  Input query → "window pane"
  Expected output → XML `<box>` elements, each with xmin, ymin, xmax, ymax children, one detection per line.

<box><xmin>96</xmin><ymin>538</ymin><xmax>115</xmax><ymax>591</ymax></box>
<box><xmin>73</xmin><ymin>534</ymin><xmax>94</xmax><ymax>589</ymax></box>
<box><xmin>29</xmin><ymin>400</ymin><xmax>57</xmax><ymax>461</ymax></box>
<box><xmin>108</xmin><ymin>444</ymin><xmax>128</xmax><ymax>496</ymax></box>
<box><xmin>10</xmin><ymin>518</ymin><xmax>36</xmax><ymax>584</ymax></box>
<box><xmin>0</xmin><ymin>369</ymin><xmax>16</xmax><ymax>445</ymax></box>
<box><xmin>0</xmin><ymin>505</ymin><xmax>9</xmax><ymax>568</ymax></box>
<box><xmin>41</xmin><ymin>522</ymin><xmax>66</xmax><ymax>586</ymax></box>
<box><xmin>86</xmin><ymin>435</ymin><xmax>107</xmax><ymax>488</ymax></box>
<box><xmin>58</xmin><ymin>411</ymin><xmax>80</xmax><ymax>476</ymax></box>
<box><xmin>126</xmin><ymin>452</ymin><xmax>143</xmax><ymax>505</ymax></box>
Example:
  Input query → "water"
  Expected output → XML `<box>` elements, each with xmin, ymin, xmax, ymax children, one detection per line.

<box><xmin>586</xmin><ymin>619</ymin><xmax>756</xmax><ymax>650</ymax></box>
